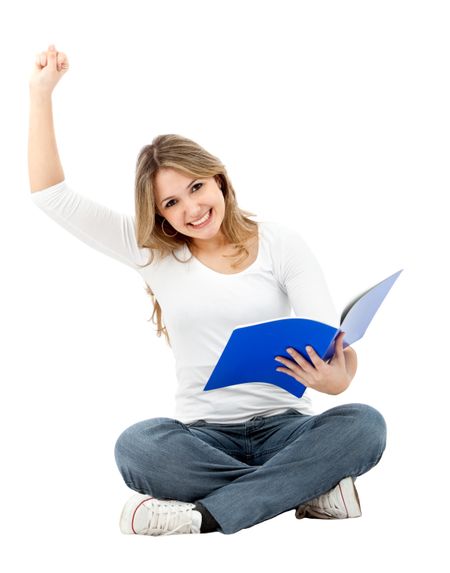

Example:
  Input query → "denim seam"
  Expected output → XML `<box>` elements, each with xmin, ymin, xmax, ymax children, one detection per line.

<box><xmin>248</xmin><ymin>445</ymin><xmax>287</xmax><ymax>458</ymax></box>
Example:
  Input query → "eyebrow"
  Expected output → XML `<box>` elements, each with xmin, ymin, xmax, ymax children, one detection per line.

<box><xmin>160</xmin><ymin>179</ymin><xmax>198</xmax><ymax>206</ymax></box>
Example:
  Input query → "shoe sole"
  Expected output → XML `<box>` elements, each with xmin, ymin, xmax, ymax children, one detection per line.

<box><xmin>338</xmin><ymin>477</ymin><xmax>362</xmax><ymax>518</ymax></box>
<box><xmin>119</xmin><ymin>493</ymin><xmax>154</xmax><ymax>534</ymax></box>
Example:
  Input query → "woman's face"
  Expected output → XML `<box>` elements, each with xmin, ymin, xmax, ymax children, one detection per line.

<box><xmin>154</xmin><ymin>167</ymin><xmax>226</xmax><ymax>242</ymax></box>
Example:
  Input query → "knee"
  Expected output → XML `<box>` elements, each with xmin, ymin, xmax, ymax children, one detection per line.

<box><xmin>348</xmin><ymin>403</ymin><xmax>387</xmax><ymax>459</ymax></box>
<box><xmin>114</xmin><ymin>417</ymin><xmax>179</xmax><ymax>469</ymax></box>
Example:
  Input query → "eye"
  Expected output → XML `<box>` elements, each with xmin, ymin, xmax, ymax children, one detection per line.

<box><xmin>165</xmin><ymin>183</ymin><xmax>203</xmax><ymax>208</ymax></box>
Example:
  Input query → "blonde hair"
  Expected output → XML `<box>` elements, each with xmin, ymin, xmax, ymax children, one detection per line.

<box><xmin>134</xmin><ymin>134</ymin><xmax>258</xmax><ymax>346</ymax></box>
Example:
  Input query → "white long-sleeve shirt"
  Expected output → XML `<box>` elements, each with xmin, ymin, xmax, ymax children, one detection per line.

<box><xmin>31</xmin><ymin>181</ymin><xmax>339</xmax><ymax>424</ymax></box>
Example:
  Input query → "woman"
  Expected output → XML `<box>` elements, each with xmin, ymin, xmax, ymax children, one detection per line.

<box><xmin>28</xmin><ymin>44</ymin><xmax>387</xmax><ymax>537</ymax></box>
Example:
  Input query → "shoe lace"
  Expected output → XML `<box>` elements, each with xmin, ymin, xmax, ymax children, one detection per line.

<box><xmin>140</xmin><ymin>499</ymin><xmax>195</xmax><ymax>536</ymax></box>
<box><xmin>308</xmin><ymin>485</ymin><xmax>346</xmax><ymax>516</ymax></box>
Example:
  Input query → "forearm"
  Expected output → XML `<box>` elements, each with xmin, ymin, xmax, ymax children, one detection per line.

<box><xmin>28</xmin><ymin>89</ymin><xmax>64</xmax><ymax>192</ymax></box>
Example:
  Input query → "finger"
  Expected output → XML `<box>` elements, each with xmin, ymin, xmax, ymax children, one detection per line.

<box><xmin>331</xmin><ymin>332</ymin><xmax>346</xmax><ymax>364</ymax></box>
<box><xmin>338</xmin><ymin>331</ymin><xmax>346</xmax><ymax>352</ymax></box>
<box><xmin>285</xmin><ymin>348</ymin><xmax>315</xmax><ymax>373</ymax></box>
<box><xmin>275</xmin><ymin>355</ymin><xmax>308</xmax><ymax>380</ymax></box>
<box><xmin>57</xmin><ymin>52</ymin><xmax>68</xmax><ymax>72</ymax></box>
<box><xmin>275</xmin><ymin>356</ymin><xmax>298</xmax><ymax>372</ymax></box>
<box><xmin>46</xmin><ymin>45</ymin><xmax>58</xmax><ymax>71</ymax></box>
<box><xmin>275</xmin><ymin>366</ymin><xmax>312</xmax><ymax>388</ymax></box>
<box><xmin>304</xmin><ymin>345</ymin><xmax>322</xmax><ymax>369</ymax></box>
<box><xmin>40</xmin><ymin>52</ymin><xmax>47</xmax><ymax>67</ymax></box>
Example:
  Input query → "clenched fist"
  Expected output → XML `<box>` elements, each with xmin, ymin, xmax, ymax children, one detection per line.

<box><xmin>29</xmin><ymin>44</ymin><xmax>69</xmax><ymax>94</ymax></box>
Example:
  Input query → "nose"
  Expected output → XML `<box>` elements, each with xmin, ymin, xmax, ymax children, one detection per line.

<box><xmin>187</xmin><ymin>201</ymin><xmax>207</xmax><ymax>221</ymax></box>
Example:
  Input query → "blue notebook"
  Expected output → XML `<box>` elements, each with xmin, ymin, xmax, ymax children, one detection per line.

<box><xmin>203</xmin><ymin>269</ymin><xmax>403</xmax><ymax>398</ymax></box>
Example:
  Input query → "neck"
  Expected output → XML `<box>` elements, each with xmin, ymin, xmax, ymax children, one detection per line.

<box><xmin>190</xmin><ymin>230</ymin><xmax>230</xmax><ymax>255</ymax></box>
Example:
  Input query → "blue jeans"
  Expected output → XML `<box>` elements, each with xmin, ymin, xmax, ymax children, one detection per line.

<box><xmin>114</xmin><ymin>403</ymin><xmax>387</xmax><ymax>534</ymax></box>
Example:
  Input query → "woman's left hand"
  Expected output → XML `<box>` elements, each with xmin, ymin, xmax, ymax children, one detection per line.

<box><xmin>274</xmin><ymin>331</ymin><xmax>351</xmax><ymax>395</ymax></box>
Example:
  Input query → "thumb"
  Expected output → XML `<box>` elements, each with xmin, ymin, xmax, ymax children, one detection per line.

<box><xmin>331</xmin><ymin>331</ymin><xmax>345</xmax><ymax>363</ymax></box>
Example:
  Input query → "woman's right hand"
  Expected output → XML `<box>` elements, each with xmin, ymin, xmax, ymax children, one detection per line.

<box><xmin>29</xmin><ymin>44</ymin><xmax>69</xmax><ymax>95</ymax></box>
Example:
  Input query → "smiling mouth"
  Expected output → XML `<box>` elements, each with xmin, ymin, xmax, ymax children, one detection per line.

<box><xmin>188</xmin><ymin>209</ymin><xmax>212</xmax><ymax>227</ymax></box>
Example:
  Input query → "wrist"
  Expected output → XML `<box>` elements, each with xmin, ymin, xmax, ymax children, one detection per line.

<box><xmin>329</xmin><ymin>376</ymin><xmax>351</xmax><ymax>395</ymax></box>
<box><xmin>344</xmin><ymin>347</ymin><xmax>357</xmax><ymax>380</ymax></box>
<box><xmin>29</xmin><ymin>87</ymin><xmax>53</xmax><ymax>101</ymax></box>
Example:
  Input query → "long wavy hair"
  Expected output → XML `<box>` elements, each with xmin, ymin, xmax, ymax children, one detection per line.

<box><xmin>134</xmin><ymin>134</ymin><xmax>258</xmax><ymax>346</ymax></box>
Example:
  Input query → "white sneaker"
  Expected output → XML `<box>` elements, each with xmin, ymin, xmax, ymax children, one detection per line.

<box><xmin>295</xmin><ymin>477</ymin><xmax>362</xmax><ymax>519</ymax></box>
<box><xmin>119</xmin><ymin>493</ymin><xmax>202</xmax><ymax>536</ymax></box>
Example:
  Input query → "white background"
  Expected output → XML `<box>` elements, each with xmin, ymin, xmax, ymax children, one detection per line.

<box><xmin>1</xmin><ymin>0</ymin><xmax>448</xmax><ymax>570</ymax></box>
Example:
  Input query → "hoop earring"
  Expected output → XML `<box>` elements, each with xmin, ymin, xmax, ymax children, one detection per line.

<box><xmin>161</xmin><ymin>218</ymin><xmax>177</xmax><ymax>237</ymax></box>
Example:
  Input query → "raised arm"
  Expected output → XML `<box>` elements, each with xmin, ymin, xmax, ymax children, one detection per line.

<box><xmin>28</xmin><ymin>44</ymin><xmax>68</xmax><ymax>192</ymax></box>
<box><xmin>27</xmin><ymin>45</ymin><xmax>149</xmax><ymax>270</ymax></box>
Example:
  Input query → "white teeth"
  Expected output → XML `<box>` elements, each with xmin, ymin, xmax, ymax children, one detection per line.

<box><xmin>190</xmin><ymin>210</ymin><xmax>211</xmax><ymax>226</ymax></box>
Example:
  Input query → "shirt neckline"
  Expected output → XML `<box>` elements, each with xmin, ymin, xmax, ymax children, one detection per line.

<box><xmin>185</xmin><ymin>221</ymin><xmax>262</xmax><ymax>276</ymax></box>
